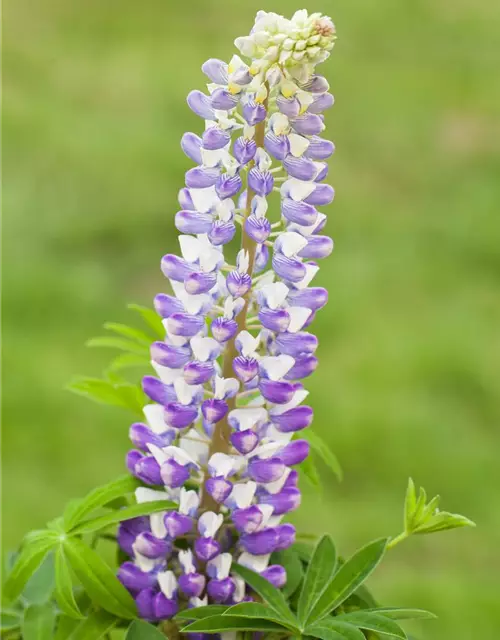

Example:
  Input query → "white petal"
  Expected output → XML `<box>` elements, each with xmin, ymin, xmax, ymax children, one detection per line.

<box><xmin>232</xmin><ymin>576</ymin><xmax>246</xmax><ymax>603</ymax></box>
<box><xmin>264</xmin><ymin>468</ymin><xmax>291</xmax><ymax>495</ymax></box>
<box><xmin>190</xmin><ymin>335</ymin><xmax>219</xmax><ymax>362</ymax></box>
<box><xmin>158</xmin><ymin>571</ymin><xmax>177</xmax><ymax>599</ymax></box>
<box><xmin>277</xmin><ymin>231</ymin><xmax>308</xmax><ymax>257</ymax></box>
<box><xmin>253</xmin><ymin>195</ymin><xmax>268</xmax><ymax>218</ymax></box>
<box><xmin>135</xmin><ymin>487</ymin><xmax>170</xmax><ymax>504</ymax></box>
<box><xmin>264</xmin><ymin>424</ymin><xmax>294</xmax><ymax>443</ymax></box>
<box><xmin>253</xmin><ymin>270</ymin><xmax>275</xmax><ymax>290</ymax></box>
<box><xmin>179</xmin><ymin>429</ymin><xmax>210</xmax><ymax>465</ymax></box>
<box><xmin>150</xmin><ymin>512</ymin><xmax>167</xmax><ymax>539</ymax></box>
<box><xmin>209</xmin><ymin>452</ymin><xmax>235</xmax><ymax>478</ymax></box>
<box><xmin>251</xmin><ymin>441</ymin><xmax>283</xmax><ymax>459</ymax></box>
<box><xmin>216</xmin><ymin>197</ymin><xmax>234</xmax><ymax>222</ymax></box>
<box><xmin>270</xmin><ymin>112</ymin><xmax>290</xmax><ymax>136</ymax></box>
<box><xmin>294</xmin><ymin>263</ymin><xmax>320</xmax><ymax>289</ymax></box>
<box><xmin>134</xmin><ymin>553</ymin><xmax>159</xmax><ymax>573</ymax></box>
<box><xmin>201</xmin><ymin>147</ymin><xmax>227</xmax><ymax>168</ymax></box>
<box><xmin>282</xmin><ymin>178</ymin><xmax>316</xmax><ymax>202</ymax></box>
<box><xmin>174</xmin><ymin>377</ymin><xmax>201</xmax><ymax>405</ymax></box>
<box><xmin>190</xmin><ymin>186</ymin><xmax>219</xmax><ymax>212</ymax></box>
<box><xmin>228</xmin><ymin>407</ymin><xmax>268</xmax><ymax>431</ymax></box>
<box><xmin>236</xmin><ymin>330</ymin><xmax>260</xmax><ymax>356</ymax></box>
<box><xmin>237</xmin><ymin>552</ymin><xmax>271</xmax><ymax>573</ymax></box>
<box><xmin>178</xmin><ymin>549</ymin><xmax>196</xmax><ymax>574</ymax></box>
<box><xmin>288</xmin><ymin>133</ymin><xmax>310</xmax><ymax>157</ymax></box>
<box><xmin>152</xmin><ymin>362</ymin><xmax>183</xmax><ymax>386</ymax></box>
<box><xmin>270</xmin><ymin>388</ymin><xmax>309</xmax><ymax>415</ymax></box>
<box><xmin>147</xmin><ymin>443</ymin><xmax>168</xmax><ymax>465</ymax></box>
<box><xmin>207</xmin><ymin>552</ymin><xmax>232</xmax><ymax>579</ymax></box>
<box><xmin>287</xmin><ymin>306</ymin><xmax>311</xmax><ymax>333</ymax></box>
<box><xmin>198</xmin><ymin>511</ymin><xmax>224</xmax><ymax>537</ymax></box>
<box><xmin>257</xmin><ymin>504</ymin><xmax>275</xmax><ymax>529</ymax></box>
<box><xmin>228</xmin><ymin>481</ymin><xmax>256</xmax><ymax>508</ymax></box>
<box><xmin>237</xmin><ymin>249</ymin><xmax>250</xmax><ymax>273</ymax></box>
<box><xmin>179</xmin><ymin>235</ymin><xmax>201</xmax><ymax>262</ymax></box>
<box><xmin>163</xmin><ymin>445</ymin><xmax>199</xmax><ymax>468</ymax></box>
<box><xmin>143</xmin><ymin>404</ymin><xmax>169</xmax><ymax>434</ymax></box>
<box><xmin>190</xmin><ymin>596</ymin><xmax>208</xmax><ymax>608</ymax></box>
<box><xmin>259</xmin><ymin>354</ymin><xmax>295</xmax><ymax>381</ymax></box>
<box><xmin>179</xmin><ymin>488</ymin><xmax>200</xmax><ymax>515</ymax></box>
<box><xmin>259</xmin><ymin>282</ymin><xmax>289</xmax><ymax>309</ymax></box>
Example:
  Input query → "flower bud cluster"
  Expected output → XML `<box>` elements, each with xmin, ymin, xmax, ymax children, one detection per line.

<box><xmin>118</xmin><ymin>9</ymin><xmax>336</xmax><ymax>623</ymax></box>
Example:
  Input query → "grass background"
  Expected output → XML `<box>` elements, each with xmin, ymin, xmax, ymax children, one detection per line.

<box><xmin>3</xmin><ymin>0</ymin><xmax>500</xmax><ymax>637</ymax></box>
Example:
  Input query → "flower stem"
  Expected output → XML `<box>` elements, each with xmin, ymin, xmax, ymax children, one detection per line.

<box><xmin>200</xmin><ymin>93</ymin><xmax>268</xmax><ymax>512</ymax></box>
<box><xmin>386</xmin><ymin>530</ymin><xmax>410</xmax><ymax>550</ymax></box>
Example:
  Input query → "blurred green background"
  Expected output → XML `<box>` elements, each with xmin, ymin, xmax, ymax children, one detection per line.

<box><xmin>3</xmin><ymin>0</ymin><xmax>499</xmax><ymax>637</ymax></box>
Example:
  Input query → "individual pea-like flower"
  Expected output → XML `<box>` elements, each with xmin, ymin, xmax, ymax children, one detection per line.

<box><xmin>117</xmin><ymin>8</ymin><xmax>336</xmax><ymax>622</ymax></box>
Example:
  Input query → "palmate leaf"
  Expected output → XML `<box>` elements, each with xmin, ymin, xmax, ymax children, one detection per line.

<box><xmin>364</xmin><ymin>607</ymin><xmax>436</xmax><ymax>620</ymax></box>
<box><xmin>306</xmin><ymin>538</ymin><xmax>388</xmax><ymax>626</ymax></box>
<box><xmin>54</xmin><ymin>547</ymin><xmax>83</xmax><ymax>619</ymax></box>
<box><xmin>2</xmin><ymin>532</ymin><xmax>58</xmax><ymax>604</ymax></box>
<box><xmin>65</xmin><ymin>610</ymin><xmax>118</xmax><ymax>640</ymax></box>
<box><xmin>22</xmin><ymin>552</ymin><xmax>55</xmax><ymax>605</ymax></box>
<box><xmin>22</xmin><ymin>603</ymin><xmax>56</xmax><ymax>640</ymax></box>
<box><xmin>63</xmin><ymin>537</ymin><xmax>136</xmax><ymax>619</ymax></box>
<box><xmin>224</xmin><ymin>602</ymin><xmax>300</xmax><ymax>632</ymax></box>
<box><xmin>67</xmin><ymin>377</ymin><xmax>145</xmax><ymax>415</ymax></box>
<box><xmin>68</xmin><ymin>499</ymin><xmax>176</xmax><ymax>535</ymax></box>
<box><xmin>306</xmin><ymin>618</ymin><xmax>365</xmax><ymax>640</ymax></box>
<box><xmin>176</xmin><ymin>605</ymin><xmax>230</xmax><ymax>620</ymax></box>
<box><xmin>272</xmin><ymin>547</ymin><xmax>304</xmax><ymax>598</ymax></box>
<box><xmin>297</xmin><ymin>534</ymin><xmax>337</xmax><ymax>625</ymax></box>
<box><xmin>336</xmin><ymin>611</ymin><xmax>407</xmax><ymax>639</ymax></box>
<box><xmin>128</xmin><ymin>303</ymin><xmax>165</xmax><ymax>339</ymax></box>
<box><xmin>413</xmin><ymin>510</ymin><xmax>476</xmax><ymax>534</ymax></box>
<box><xmin>180</xmin><ymin>615</ymin><xmax>287</xmax><ymax>633</ymax></box>
<box><xmin>231</xmin><ymin>563</ymin><xmax>295</xmax><ymax>623</ymax></box>
<box><xmin>1</xmin><ymin>609</ymin><xmax>22</xmax><ymax>632</ymax></box>
<box><xmin>63</xmin><ymin>475</ymin><xmax>141</xmax><ymax>531</ymax></box>
<box><xmin>108</xmin><ymin>352</ymin><xmax>150</xmax><ymax>372</ymax></box>
<box><xmin>302</xmin><ymin>429</ymin><xmax>343</xmax><ymax>481</ymax></box>
<box><xmin>126</xmin><ymin>619</ymin><xmax>166</xmax><ymax>639</ymax></box>
<box><xmin>299</xmin><ymin>449</ymin><xmax>322</xmax><ymax>489</ymax></box>
<box><xmin>86</xmin><ymin>336</ymin><xmax>148</xmax><ymax>356</ymax></box>
<box><xmin>103</xmin><ymin>322</ymin><xmax>153</xmax><ymax>346</ymax></box>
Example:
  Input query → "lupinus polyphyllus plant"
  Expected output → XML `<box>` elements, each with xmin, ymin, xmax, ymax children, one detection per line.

<box><xmin>2</xmin><ymin>10</ymin><xmax>474</xmax><ymax>640</ymax></box>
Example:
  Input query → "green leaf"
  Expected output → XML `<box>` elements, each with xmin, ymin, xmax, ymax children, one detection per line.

<box><xmin>67</xmin><ymin>377</ymin><xmax>144</xmax><ymax>414</ymax></box>
<box><xmin>302</xmin><ymin>429</ymin><xmax>343</xmax><ymax>481</ymax></box>
<box><xmin>86</xmin><ymin>336</ymin><xmax>148</xmax><ymax>355</ymax></box>
<box><xmin>22</xmin><ymin>552</ymin><xmax>55</xmax><ymax>604</ymax></box>
<box><xmin>364</xmin><ymin>607</ymin><xmax>436</xmax><ymax>620</ymax></box>
<box><xmin>69</xmin><ymin>499</ymin><xmax>176</xmax><ymax>535</ymax></box>
<box><xmin>108</xmin><ymin>352</ymin><xmax>150</xmax><ymax>372</ymax></box>
<box><xmin>181</xmin><ymin>615</ymin><xmax>286</xmax><ymax>633</ymax></box>
<box><xmin>404</xmin><ymin>478</ymin><xmax>416</xmax><ymax>532</ymax></box>
<box><xmin>298</xmin><ymin>534</ymin><xmax>337</xmax><ymax>625</ymax></box>
<box><xmin>300</xmin><ymin>451</ymin><xmax>322</xmax><ymax>489</ymax></box>
<box><xmin>232</xmin><ymin>563</ymin><xmax>294</xmax><ymax>623</ymax></box>
<box><xmin>336</xmin><ymin>611</ymin><xmax>407</xmax><ymax>639</ymax></box>
<box><xmin>272</xmin><ymin>548</ymin><xmax>303</xmax><ymax>598</ymax></box>
<box><xmin>2</xmin><ymin>533</ymin><xmax>57</xmax><ymax>604</ymax></box>
<box><xmin>66</xmin><ymin>610</ymin><xmax>118</xmax><ymax>639</ymax></box>
<box><xmin>224</xmin><ymin>602</ymin><xmax>299</xmax><ymax>632</ymax></box>
<box><xmin>294</xmin><ymin>540</ymin><xmax>315</xmax><ymax>562</ymax></box>
<box><xmin>54</xmin><ymin>547</ymin><xmax>83</xmax><ymax>619</ymax></box>
<box><xmin>128</xmin><ymin>304</ymin><xmax>165</xmax><ymax>339</ymax></box>
<box><xmin>53</xmin><ymin>615</ymin><xmax>80</xmax><ymax>640</ymax></box>
<box><xmin>306</xmin><ymin>538</ymin><xmax>388</xmax><ymax>625</ymax></box>
<box><xmin>104</xmin><ymin>322</ymin><xmax>153</xmax><ymax>345</ymax></box>
<box><xmin>176</xmin><ymin>605</ymin><xmax>230</xmax><ymax>619</ymax></box>
<box><xmin>126</xmin><ymin>619</ymin><xmax>166</xmax><ymax>639</ymax></box>
<box><xmin>63</xmin><ymin>475</ymin><xmax>141</xmax><ymax>531</ymax></box>
<box><xmin>63</xmin><ymin>537</ymin><xmax>136</xmax><ymax>619</ymax></box>
<box><xmin>413</xmin><ymin>510</ymin><xmax>475</xmax><ymax>534</ymax></box>
<box><xmin>22</xmin><ymin>603</ymin><xmax>56</xmax><ymax>640</ymax></box>
<box><xmin>1</xmin><ymin>610</ymin><xmax>21</xmax><ymax>632</ymax></box>
<box><xmin>306</xmin><ymin>619</ymin><xmax>365</xmax><ymax>640</ymax></box>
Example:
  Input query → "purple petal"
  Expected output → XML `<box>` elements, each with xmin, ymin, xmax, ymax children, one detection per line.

<box><xmin>271</xmin><ymin>406</ymin><xmax>313</xmax><ymax>433</ymax></box>
<box><xmin>202</xmin><ymin>58</ymin><xmax>228</xmax><ymax>84</ymax></box>
<box><xmin>303</xmin><ymin>184</ymin><xmax>335</xmax><ymax>206</ymax></box>
<box><xmin>279</xmin><ymin>439</ymin><xmax>310</xmax><ymax>466</ymax></box>
<box><xmin>164</xmin><ymin>512</ymin><xmax>193</xmax><ymax>538</ymax></box>
<box><xmin>154</xmin><ymin>293</ymin><xmax>185</xmax><ymax>318</ymax></box>
<box><xmin>129</xmin><ymin>423</ymin><xmax>172</xmax><ymax>450</ymax></box>
<box><xmin>136</xmin><ymin>588</ymin><xmax>156</xmax><ymax>621</ymax></box>
<box><xmin>259</xmin><ymin>487</ymin><xmax>301</xmax><ymax>514</ymax></box>
<box><xmin>283</xmin><ymin>155</ymin><xmax>318</xmax><ymax>181</ymax></box>
<box><xmin>226</xmin><ymin>271</ymin><xmax>252</xmax><ymax>297</ymax></box>
<box><xmin>207</xmin><ymin>577</ymin><xmax>235</xmax><ymax>603</ymax></box>
<box><xmin>248</xmin><ymin>457</ymin><xmax>285</xmax><ymax>483</ymax></box>
<box><xmin>175</xmin><ymin>210</ymin><xmax>214</xmax><ymax>234</ymax></box>
<box><xmin>245</xmin><ymin>215</ymin><xmax>271</xmax><ymax>243</ymax></box>
<box><xmin>230</xmin><ymin>429</ymin><xmax>259</xmax><ymax>455</ymax></box>
<box><xmin>232</xmin><ymin>505</ymin><xmax>264</xmax><ymax>533</ymax></box>
<box><xmin>264</xmin><ymin>132</ymin><xmax>290</xmax><ymax>161</ymax></box>
<box><xmin>240</xmin><ymin>527</ymin><xmax>279</xmax><ymax>554</ymax></box>
<box><xmin>291</xmin><ymin>114</ymin><xmax>324</xmax><ymax>136</ymax></box>
<box><xmin>258</xmin><ymin>307</ymin><xmax>290</xmax><ymax>333</ymax></box>
<box><xmin>161</xmin><ymin>459</ymin><xmax>191</xmax><ymax>488</ymax></box>
<box><xmin>153</xmin><ymin>593</ymin><xmax>178</xmax><ymax>620</ymax></box>
<box><xmin>134</xmin><ymin>532</ymin><xmax>171</xmax><ymax>559</ymax></box>
<box><xmin>216</xmin><ymin>173</ymin><xmax>243</xmax><ymax>199</ymax></box>
<box><xmin>272</xmin><ymin>253</ymin><xmax>306</xmax><ymax>283</ymax></box>
<box><xmin>202</xmin><ymin>127</ymin><xmax>231</xmax><ymax>150</ymax></box>
<box><xmin>161</xmin><ymin>255</ymin><xmax>195</xmax><ymax>281</ymax></box>
<box><xmin>151</xmin><ymin>342</ymin><xmax>191</xmax><ymax>368</ymax></box>
<box><xmin>232</xmin><ymin>356</ymin><xmax>259</xmax><ymax>382</ymax></box>
<box><xmin>275</xmin><ymin>523</ymin><xmax>296</xmax><ymax>550</ymax></box>
<box><xmin>184</xmin><ymin>360</ymin><xmax>215</xmax><ymax>385</ymax></box>
<box><xmin>277</xmin><ymin>95</ymin><xmax>300</xmax><ymax>118</ymax></box>
<box><xmin>181</xmin><ymin>132</ymin><xmax>202</xmax><ymax>164</ymax></box>
<box><xmin>261</xmin><ymin>565</ymin><xmax>287</xmax><ymax>588</ymax></box>
<box><xmin>117</xmin><ymin>525</ymin><xmax>135</xmax><ymax>556</ymax></box>
<box><xmin>315</xmin><ymin>162</ymin><xmax>329</xmax><ymax>182</ymax></box>
<box><xmin>179</xmin><ymin>572</ymin><xmax>206</xmax><ymax>598</ymax></box>
<box><xmin>301</xmin><ymin>75</ymin><xmax>329</xmax><ymax>93</ymax></box>
<box><xmin>259</xmin><ymin>379</ymin><xmax>296</xmax><ymax>404</ymax></box>
<box><xmin>298</xmin><ymin>235</ymin><xmax>334</xmax><ymax>259</ymax></box>
<box><xmin>284</xmin><ymin>354</ymin><xmax>318</xmax><ymax>380</ymax></box>
<box><xmin>304</xmin><ymin>136</ymin><xmax>335</xmax><ymax>160</ymax></box>
<box><xmin>211</xmin><ymin>317</ymin><xmax>238</xmax><ymax>343</ymax></box>
<box><xmin>248</xmin><ymin>168</ymin><xmax>274</xmax><ymax>197</ymax></box>
<box><xmin>211</xmin><ymin>88</ymin><xmax>239</xmax><ymax>110</ymax></box>
<box><xmin>187</xmin><ymin>90</ymin><xmax>215</xmax><ymax>120</ymax></box>
<box><xmin>194</xmin><ymin>537</ymin><xmax>221</xmax><ymax>561</ymax></box>
<box><xmin>134</xmin><ymin>455</ymin><xmax>163</xmax><ymax>485</ymax></box>
<box><xmin>167</xmin><ymin>313</ymin><xmax>205</xmax><ymax>337</ymax></box>
<box><xmin>178</xmin><ymin>187</ymin><xmax>194</xmax><ymax>210</ymax></box>
<box><xmin>233</xmin><ymin>137</ymin><xmax>257</xmax><ymax>165</ymax></box>
<box><xmin>209</xmin><ymin>220</ymin><xmax>236</xmax><ymax>246</ymax></box>
<box><xmin>164</xmin><ymin>403</ymin><xmax>198</xmax><ymax>429</ymax></box>
<box><xmin>142</xmin><ymin>376</ymin><xmax>176</xmax><ymax>405</ymax></box>
<box><xmin>254</xmin><ymin>244</ymin><xmax>269</xmax><ymax>272</ymax></box>
<box><xmin>185</xmin><ymin>166</ymin><xmax>220</xmax><ymax>189</ymax></box>
<box><xmin>242</xmin><ymin>100</ymin><xmax>266</xmax><ymax>125</ymax></box>
<box><xmin>202</xmin><ymin>398</ymin><xmax>229</xmax><ymax>423</ymax></box>
<box><xmin>205</xmin><ymin>477</ymin><xmax>233</xmax><ymax>503</ymax></box>
<box><xmin>308</xmin><ymin>92</ymin><xmax>335</xmax><ymax>114</ymax></box>
<box><xmin>287</xmin><ymin>287</ymin><xmax>328</xmax><ymax>312</ymax></box>
<box><xmin>275</xmin><ymin>331</ymin><xmax>318</xmax><ymax>356</ymax></box>
<box><xmin>184</xmin><ymin>271</ymin><xmax>218</xmax><ymax>295</ymax></box>
<box><xmin>118</xmin><ymin>563</ymin><xmax>156</xmax><ymax>593</ymax></box>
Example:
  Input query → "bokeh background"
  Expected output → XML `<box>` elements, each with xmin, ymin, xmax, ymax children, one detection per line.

<box><xmin>3</xmin><ymin>0</ymin><xmax>500</xmax><ymax>637</ymax></box>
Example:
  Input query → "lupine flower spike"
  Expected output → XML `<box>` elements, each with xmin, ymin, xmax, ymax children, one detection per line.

<box><xmin>118</xmin><ymin>9</ymin><xmax>336</xmax><ymax>622</ymax></box>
